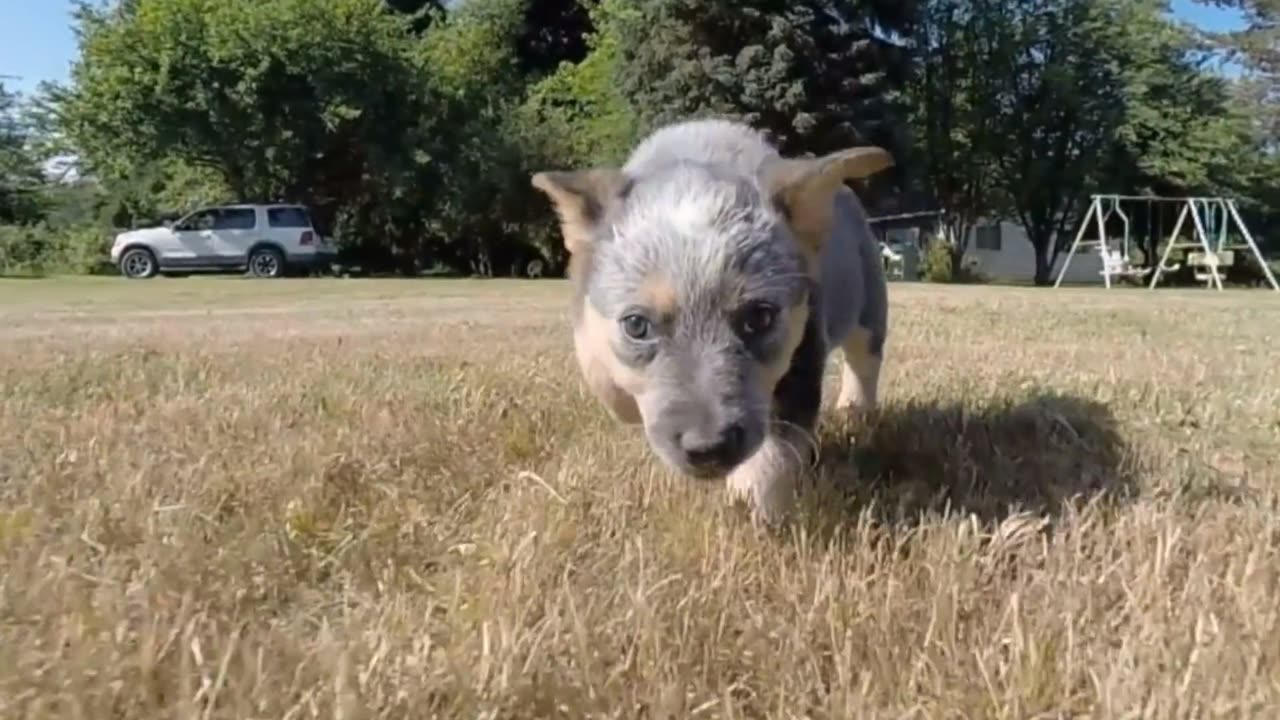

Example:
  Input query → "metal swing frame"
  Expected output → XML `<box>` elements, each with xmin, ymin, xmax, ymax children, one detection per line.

<box><xmin>1054</xmin><ymin>194</ymin><xmax>1279</xmax><ymax>291</ymax></box>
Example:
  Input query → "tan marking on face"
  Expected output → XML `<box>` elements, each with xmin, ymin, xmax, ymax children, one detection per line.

<box><xmin>572</xmin><ymin>298</ymin><xmax>644</xmax><ymax>424</ymax></box>
<box><xmin>755</xmin><ymin>301</ymin><xmax>810</xmax><ymax>398</ymax></box>
<box><xmin>638</xmin><ymin>273</ymin><xmax>678</xmax><ymax>317</ymax></box>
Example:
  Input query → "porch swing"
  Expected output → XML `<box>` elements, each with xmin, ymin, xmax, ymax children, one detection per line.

<box><xmin>1056</xmin><ymin>193</ymin><xmax>1279</xmax><ymax>291</ymax></box>
<box><xmin>1097</xmin><ymin>196</ymin><xmax>1151</xmax><ymax>282</ymax></box>
<box><xmin>1187</xmin><ymin>200</ymin><xmax>1237</xmax><ymax>284</ymax></box>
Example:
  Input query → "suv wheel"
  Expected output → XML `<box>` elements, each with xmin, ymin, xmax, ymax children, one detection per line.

<box><xmin>248</xmin><ymin>247</ymin><xmax>285</xmax><ymax>278</ymax></box>
<box><xmin>119</xmin><ymin>247</ymin><xmax>158</xmax><ymax>279</ymax></box>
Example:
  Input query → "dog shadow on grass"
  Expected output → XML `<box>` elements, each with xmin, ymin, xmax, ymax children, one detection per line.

<box><xmin>807</xmin><ymin>391</ymin><xmax>1139</xmax><ymax>530</ymax></box>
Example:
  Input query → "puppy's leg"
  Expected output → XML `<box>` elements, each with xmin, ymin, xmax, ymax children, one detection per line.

<box><xmin>728</xmin><ymin>306</ymin><xmax>826</xmax><ymax>524</ymax></box>
<box><xmin>726</xmin><ymin>424</ymin><xmax>813</xmax><ymax>524</ymax></box>
<box><xmin>835</xmin><ymin>325</ymin><xmax>882</xmax><ymax>416</ymax></box>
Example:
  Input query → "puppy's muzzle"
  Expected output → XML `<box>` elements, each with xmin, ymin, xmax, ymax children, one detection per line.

<box><xmin>676</xmin><ymin>423</ymin><xmax>749</xmax><ymax>477</ymax></box>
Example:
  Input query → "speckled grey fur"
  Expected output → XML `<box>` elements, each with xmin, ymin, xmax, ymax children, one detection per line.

<box><xmin>534</xmin><ymin>117</ymin><xmax>891</xmax><ymax>521</ymax></box>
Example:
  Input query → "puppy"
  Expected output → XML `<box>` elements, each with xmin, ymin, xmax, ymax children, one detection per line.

<box><xmin>532</xmin><ymin>118</ymin><xmax>892</xmax><ymax>523</ymax></box>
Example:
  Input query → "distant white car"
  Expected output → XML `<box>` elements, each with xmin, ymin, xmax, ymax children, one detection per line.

<box><xmin>110</xmin><ymin>203</ymin><xmax>337</xmax><ymax>279</ymax></box>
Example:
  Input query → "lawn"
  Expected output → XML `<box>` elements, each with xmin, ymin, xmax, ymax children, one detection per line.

<box><xmin>2</xmin><ymin>276</ymin><xmax>1278</xmax><ymax>718</ymax></box>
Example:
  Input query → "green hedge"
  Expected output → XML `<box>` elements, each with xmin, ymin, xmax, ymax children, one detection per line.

<box><xmin>0</xmin><ymin>224</ymin><xmax>114</xmax><ymax>276</ymax></box>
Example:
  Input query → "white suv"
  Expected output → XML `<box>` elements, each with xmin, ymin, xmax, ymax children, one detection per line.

<box><xmin>110</xmin><ymin>203</ymin><xmax>337</xmax><ymax>279</ymax></box>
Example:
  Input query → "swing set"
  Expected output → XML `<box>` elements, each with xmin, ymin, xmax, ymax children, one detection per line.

<box><xmin>1054</xmin><ymin>194</ymin><xmax>1279</xmax><ymax>291</ymax></box>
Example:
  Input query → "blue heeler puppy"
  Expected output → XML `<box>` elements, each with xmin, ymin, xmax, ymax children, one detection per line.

<box><xmin>532</xmin><ymin>118</ymin><xmax>892</xmax><ymax>523</ymax></box>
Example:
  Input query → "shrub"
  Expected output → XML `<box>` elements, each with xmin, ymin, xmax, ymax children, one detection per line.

<box><xmin>0</xmin><ymin>223</ymin><xmax>113</xmax><ymax>276</ymax></box>
<box><xmin>920</xmin><ymin>237</ymin><xmax>988</xmax><ymax>284</ymax></box>
<box><xmin>51</xmin><ymin>225</ymin><xmax>113</xmax><ymax>274</ymax></box>
<box><xmin>0</xmin><ymin>225</ymin><xmax>45</xmax><ymax>275</ymax></box>
<box><xmin>921</xmin><ymin>237</ymin><xmax>954</xmax><ymax>283</ymax></box>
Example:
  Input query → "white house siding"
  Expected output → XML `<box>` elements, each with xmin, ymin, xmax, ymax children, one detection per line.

<box><xmin>963</xmin><ymin>220</ymin><xmax>1105</xmax><ymax>284</ymax></box>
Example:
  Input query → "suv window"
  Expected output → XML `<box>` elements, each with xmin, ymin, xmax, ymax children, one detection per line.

<box><xmin>175</xmin><ymin>209</ymin><xmax>216</xmax><ymax>231</ymax></box>
<box><xmin>213</xmin><ymin>208</ymin><xmax>257</xmax><ymax>231</ymax></box>
<box><xmin>267</xmin><ymin>206</ymin><xmax>312</xmax><ymax>229</ymax></box>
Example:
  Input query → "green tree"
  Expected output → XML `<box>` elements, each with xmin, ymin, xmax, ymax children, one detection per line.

<box><xmin>1230</xmin><ymin>76</ymin><xmax>1280</xmax><ymax>248</ymax></box>
<box><xmin>52</xmin><ymin>0</ymin><xmax>605</xmax><ymax>275</ymax></box>
<box><xmin>1107</xmin><ymin>7</ymin><xmax>1241</xmax><ymax>187</ymax></box>
<box><xmin>1195</xmin><ymin>1</ymin><xmax>1280</xmax><ymax>249</ymax></box>
<box><xmin>57</xmin><ymin>0</ymin><xmax>451</xmax><ymax>248</ymax></box>
<box><xmin>1094</xmin><ymin>1</ymin><xmax>1255</xmax><ymax>264</ymax></box>
<box><xmin>903</xmin><ymin>0</ymin><xmax>1010</xmax><ymax>271</ymax></box>
<box><xmin>419</xmin><ymin>0</ymin><xmax>531</xmax><ymax>274</ymax></box>
<box><xmin>906</xmin><ymin>0</ymin><xmax>1255</xmax><ymax>283</ymax></box>
<box><xmin>385</xmin><ymin>0</ymin><xmax>447</xmax><ymax>32</ymax></box>
<box><xmin>1197</xmin><ymin>0</ymin><xmax>1278</xmax><ymax>73</ymax></box>
<box><xmin>511</xmin><ymin>0</ymin><xmax>641</xmax><ymax>272</ymax></box>
<box><xmin>611</xmin><ymin>0</ymin><xmax>916</xmax><ymax>161</ymax></box>
<box><xmin>518</xmin><ymin>0</ymin><xmax>639</xmax><ymax>169</ymax></box>
<box><xmin>515</xmin><ymin>0</ymin><xmax>595</xmax><ymax>79</ymax></box>
<box><xmin>985</xmin><ymin>0</ymin><xmax>1139</xmax><ymax>285</ymax></box>
<box><xmin>0</xmin><ymin>83</ymin><xmax>46</xmax><ymax>225</ymax></box>
<box><xmin>420</xmin><ymin>0</ymin><xmax>605</xmax><ymax>276</ymax></box>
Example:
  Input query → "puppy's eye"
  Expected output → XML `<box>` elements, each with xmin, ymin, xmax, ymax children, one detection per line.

<box><xmin>620</xmin><ymin>314</ymin><xmax>652</xmax><ymax>340</ymax></box>
<box><xmin>737</xmin><ymin>303</ymin><xmax>778</xmax><ymax>337</ymax></box>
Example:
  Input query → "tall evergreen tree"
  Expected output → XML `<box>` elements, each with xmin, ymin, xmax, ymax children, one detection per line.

<box><xmin>0</xmin><ymin>83</ymin><xmax>46</xmax><ymax>225</ymax></box>
<box><xmin>611</xmin><ymin>0</ymin><xmax>916</xmax><ymax>164</ymax></box>
<box><xmin>516</xmin><ymin>0</ymin><xmax>595</xmax><ymax>79</ymax></box>
<box><xmin>384</xmin><ymin>0</ymin><xmax>447</xmax><ymax>33</ymax></box>
<box><xmin>1203</xmin><ymin>0</ymin><xmax>1280</xmax><ymax>247</ymax></box>
<box><xmin>1198</xmin><ymin>0</ymin><xmax>1278</xmax><ymax>73</ymax></box>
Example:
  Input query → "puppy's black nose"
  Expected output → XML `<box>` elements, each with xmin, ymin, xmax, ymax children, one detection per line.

<box><xmin>679</xmin><ymin>423</ymin><xmax>747</xmax><ymax>471</ymax></box>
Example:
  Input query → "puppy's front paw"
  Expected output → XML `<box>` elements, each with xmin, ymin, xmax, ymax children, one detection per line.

<box><xmin>726</xmin><ymin>433</ymin><xmax>806</xmax><ymax>525</ymax></box>
<box><xmin>834</xmin><ymin>399</ymin><xmax>875</xmax><ymax>430</ymax></box>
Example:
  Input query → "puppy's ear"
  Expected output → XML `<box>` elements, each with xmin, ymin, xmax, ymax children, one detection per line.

<box><xmin>763</xmin><ymin>147</ymin><xmax>894</xmax><ymax>254</ymax></box>
<box><xmin>531</xmin><ymin>169</ymin><xmax>630</xmax><ymax>255</ymax></box>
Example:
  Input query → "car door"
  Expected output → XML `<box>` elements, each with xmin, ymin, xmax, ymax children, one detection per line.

<box><xmin>169</xmin><ymin>208</ymin><xmax>219</xmax><ymax>264</ymax></box>
<box><xmin>136</xmin><ymin>221</ymin><xmax>185</xmax><ymax>261</ymax></box>
<box><xmin>210</xmin><ymin>207</ymin><xmax>258</xmax><ymax>263</ymax></box>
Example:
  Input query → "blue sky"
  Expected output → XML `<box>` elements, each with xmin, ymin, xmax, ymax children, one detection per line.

<box><xmin>0</xmin><ymin>0</ymin><xmax>1252</xmax><ymax>97</ymax></box>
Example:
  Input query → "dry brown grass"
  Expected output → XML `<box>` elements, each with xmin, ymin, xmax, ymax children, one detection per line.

<box><xmin>2</xmin><ymin>276</ymin><xmax>1279</xmax><ymax>718</ymax></box>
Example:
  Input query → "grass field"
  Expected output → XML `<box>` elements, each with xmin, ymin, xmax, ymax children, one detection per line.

<box><xmin>2</xmin><ymin>276</ymin><xmax>1278</xmax><ymax>718</ymax></box>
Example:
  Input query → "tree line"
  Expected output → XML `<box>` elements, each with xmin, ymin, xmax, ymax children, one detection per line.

<box><xmin>1</xmin><ymin>0</ymin><xmax>1277</xmax><ymax>283</ymax></box>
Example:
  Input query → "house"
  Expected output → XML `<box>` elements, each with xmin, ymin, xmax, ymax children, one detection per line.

<box><xmin>963</xmin><ymin>220</ymin><xmax>1106</xmax><ymax>284</ymax></box>
<box><xmin>863</xmin><ymin>184</ymin><xmax>1113</xmax><ymax>284</ymax></box>
<box><xmin>868</xmin><ymin>215</ymin><xmax>1107</xmax><ymax>284</ymax></box>
<box><xmin>862</xmin><ymin>191</ymin><xmax>944</xmax><ymax>282</ymax></box>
